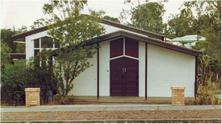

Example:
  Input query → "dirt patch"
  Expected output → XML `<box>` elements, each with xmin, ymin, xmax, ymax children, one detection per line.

<box><xmin>1</xmin><ymin>109</ymin><xmax>221</xmax><ymax>121</ymax></box>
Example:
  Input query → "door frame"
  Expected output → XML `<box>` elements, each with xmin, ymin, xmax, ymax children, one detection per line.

<box><xmin>110</xmin><ymin>57</ymin><xmax>139</xmax><ymax>96</ymax></box>
<box><xmin>109</xmin><ymin>37</ymin><xmax>139</xmax><ymax>96</ymax></box>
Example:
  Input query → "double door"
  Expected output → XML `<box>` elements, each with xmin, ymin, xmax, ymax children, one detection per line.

<box><xmin>110</xmin><ymin>57</ymin><xmax>138</xmax><ymax>96</ymax></box>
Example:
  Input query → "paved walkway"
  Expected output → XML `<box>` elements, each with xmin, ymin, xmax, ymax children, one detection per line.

<box><xmin>1</xmin><ymin>104</ymin><xmax>221</xmax><ymax>112</ymax></box>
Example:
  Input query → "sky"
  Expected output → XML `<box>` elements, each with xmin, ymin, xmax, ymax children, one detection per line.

<box><xmin>0</xmin><ymin>0</ymin><xmax>185</xmax><ymax>30</ymax></box>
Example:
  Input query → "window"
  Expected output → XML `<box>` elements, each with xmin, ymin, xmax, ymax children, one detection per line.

<box><xmin>34</xmin><ymin>39</ymin><xmax>39</xmax><ymax>48</ymax></box>
<box><xmin>41</xmin><ymin>37</ymin><xmax>53</xmax><ymax>48</ymax></box>
<box><xmin>33</xmin><ymin>36</ymin><xmax>57</xmax><ymax>67</ymax></box>
<box><xmin>34</xmin><ymin>50</ymin><xmax>40</xmax><ymax>57</ymax></box>
<box><xmin>125</xmin><ymin>37</ymin><xmax>138</xmax><ymax>58</ymax></box>
<box><xmin>33</xmin><ymin>36</ymin><xmax>58</xmax><ymax>56</ymax></box>
<box><xmin>110</xmin><ymin>37</ymin><xmax>138</xmax><ymax>59</ymax></box>
<box><xmin>110</xmin><ymin>38</ymin><xmax>123</xmax><ymax>58</ymax></box>
<box><xmin>54</xmin><ymin>39</ymin><xmax>60</xmax><ymax>48</ymax></box>
<box><xmin>33</xmin><ymin>36</ymin><xmax>58</xmax><ymax>49</ymax></box>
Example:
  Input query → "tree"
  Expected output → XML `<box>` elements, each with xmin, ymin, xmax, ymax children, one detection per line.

<box><xmin>1</xmin><ymin>29</ymin><xmax>16</xmax><ymax>52</ymax></box>
<box><xmin>184</xmin><ymin>0</ymin><xmax>221</xmax><ymax>72</ymax></box>
<box><xmin>104</xmin><ymin>15</ymin><xmax>120</xmax><ymax>23</ymax></box>
<box><xmin>120</xmin><ymin>1</ymin><xmax>165</xmax><ymax>34</ymax></box>
<box><xmin>30</xmin><ymin>18</ymin><xmax>51</xmax><ymax>29</ymax></box>
<box><xmin>1</xmin><ymin>26</ymin><xmax>27</xmax><ymax>54</ymax></box>
<box><xmin>1</xmin><ymin>60</ymin><xmax>27</xmax><ymax>105</ymax></box>
<box><xmin>16</xmin><ymin>25</ymin><xmax>28</xmax><ymax>34</ymax></box>
<box><xmin>1</xmin><ymin>42</ymin><xmax>12</xmax><ymax>65</ymax></box>
<box><xmin>42</xmin><ymin>0</ymin><xmax>105</xmax><ymax>100</ymax></box>
<box><xmin>130</xmin><ymin>2</ymin><xmax>165</xmax><ymax>34</ymax></box>
<box><xmin>16</xmin><ymin>43</ymin><xmax>25</xmax><ymax>53</ymax></box>
<box><xmin>26</xmin><ymin>49</ymin><xmax>58</xmax><ymax>104</ymax></box>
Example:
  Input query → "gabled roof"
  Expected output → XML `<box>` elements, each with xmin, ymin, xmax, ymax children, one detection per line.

<box><xmin>11</xmin><ymin>19</ymin><xmax>164</xmax><ymax>41</ymax></box>
<box><xmin>53</xmin><ymin>31</ymin><xmax>202</xmax><ymax>57</ymax></box>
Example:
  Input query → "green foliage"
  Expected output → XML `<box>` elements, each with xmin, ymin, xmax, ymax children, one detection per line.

<box><xmin>1</xmin><ymin>27</ymin><xmax>27</xmax><ymax>54</ymax></box>
<box><xmin>16</xmin><ymin>43</ymin><xmax>25</xmax><ymax>53</ymax></box>
<box><xmin>16</xmin><ymin>25</ymin><xmax>28</xmax><ymax>34</ymax></box>
<box><xmin>104</xmin><ymin>15</ymin><xmax>120</xmax><ymax>23</ymax></box>
<box><xmin>30</xmin><ymin>18</ymin><xmax>51</xmax><ymax>29</ymax></box>
<box><xmin>26</xmin><ymin>49</ymin><xmax>58</xmax><ymax>104</ymax></box>
<box><xmin>1</xmin><ymin>29</ymin><xmax>16</xmax><ymax>52</ymax></box>
<box><xmin>42</xmin><ymin>0</ymin><xmax>105</xmax><ymax>98</ymax></box>
<box><xmin>1</xmin><ymin>60</ymin><xmax>27</xmax><ymax>105</ymax></box>
<box><xmin>124</xmin><ymin>2</ymin><xmax>165</xmax><ymax>34</ymax></box>
<box><xmin>215</xmin><ymin>89</ymin><xmax>221</xmax><ymax>95</ymax></box>
<box><xmin>166</xmin><ymin>1</ymin><xmax>221</xmax><ymax>83</ymax></box>
<box><xmin>1</xmin><ymin>49</ymin><xmax>58</xmax><ymax>105</ymax></box>
<box><xmin>52</xmin><ymin>94</ymin><xmax>68</xmax><ymax>105</ymax></box>
<box><xmin>1</xmin><ymin>42</ymin><xmax>12</xmax><ymax>65</ymax></box>
<box><xmin>189</xmin><ymin>54</ymin><xmax>221</xmax><ymax>105</ymax></box>
<box><xmin>193</xmin><ymin>82</ymin><xmax>221</xmax><ymax>105</ymax></box>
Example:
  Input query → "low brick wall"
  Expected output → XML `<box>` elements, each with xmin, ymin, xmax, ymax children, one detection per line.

<box><xmin>171</xmin><ymin>87</ymin><xmax>185</xmax><ymax>105</ymax></box>
<box><xmin>25</xmin><ymin>88</ymin><xmax>40</xmax><ymax>106</ymax></box>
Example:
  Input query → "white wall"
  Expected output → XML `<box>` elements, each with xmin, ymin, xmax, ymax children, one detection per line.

<box><xmin>69</xmin><ymin>53</ymin><xmax>97</xmax><ymax>96</ymax></box>
<box><xmin>101</xmin><ymin>23</ymin><xmax>148</xmax><ymax>37</ymax></box>
<box><xmin>25</xmin><ymin>30</ymin><xmax>49</xmax><ymax>60</ymax></box>
<box><xmin>99</xmin><ymin>41</ymin><xmax>110</xmax><ymax>96</ymax></box>
<box><xmin>147</xmin><ymin>44</ymin><xmax>195</xmax><ymax>97</ymax></box>
<box><xmin>139</xmin><ymin>41</ymin><xmax>145</xmax><ymax>97</ymax></box>
<box><xmin>69</xmin><ymin>41</ymin><xmax>110</xmax><ymax>96</ymax></box>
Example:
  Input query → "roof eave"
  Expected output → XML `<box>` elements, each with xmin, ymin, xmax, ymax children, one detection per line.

<box><xmin>11</xmin><ymin>18</ymin><xmax>164</xmax><ymax>41</ymax></box>
<box><xmin>53</xmin><ymin>31</ymin><xmax>202</xmax><ymax>57</ymax></box>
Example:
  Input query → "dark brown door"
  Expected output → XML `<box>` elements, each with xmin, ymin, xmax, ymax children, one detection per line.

<box><xmin>110</xmin><ymin>57</ymin><xmax>138</xmax><ymax>96</ymax></box>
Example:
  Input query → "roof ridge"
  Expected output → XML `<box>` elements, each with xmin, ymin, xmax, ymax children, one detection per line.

<box><xmin>11</xmin><ymin>16</ymin><xmax>163</xmax><ymax>40</ymax></box>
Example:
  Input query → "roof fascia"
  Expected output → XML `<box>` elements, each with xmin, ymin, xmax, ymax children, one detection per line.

<box><xmin>11</xmin><ymin>18</ymin><xmax>164</xmax><ymax>41</ymax></box>
<box><xmin>92</xmin><ymin>31</ymin><xmax>201</xmax><ymax>56</ymax></box>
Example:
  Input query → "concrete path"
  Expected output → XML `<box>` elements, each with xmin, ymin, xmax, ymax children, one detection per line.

<box><xmin>1</xmin><ymin>104</ymin><xmax>220</xmax><ymax>112</ymax></box>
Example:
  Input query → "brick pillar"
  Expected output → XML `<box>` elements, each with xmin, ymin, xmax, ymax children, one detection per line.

<box><xmin>171</xmin><ymin>87</ymin><xmax>185</xmax><ymax>106</ymax></box>
<box><xmin>25</xmin><ymin>88</ymin><xmax>40</xmax><ymax>106</ymax></box>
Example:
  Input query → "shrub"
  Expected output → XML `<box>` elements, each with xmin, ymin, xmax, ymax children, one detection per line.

<box><xmin>26</xmin><ymin>49</ymin><xmax>58</xmax><ymax>104</ymax></box>
<box><xmin>1</xmin><ymin>60</ymin><xmax>27</xmax><ymax>105</ymax></box>
<box><xmin>52</xmin><ymin>94</ymin><xmax>68</xmax><ymax>105</ymax></box>
<box><xmin>192</xmin><ymin>81</ymin><xmax>221</xmax><ymax>105</ymax></box>
<box><xmin>1</xmin><ymin>49</ymin><xmax>59</xmax><ymax>106</ymax></box>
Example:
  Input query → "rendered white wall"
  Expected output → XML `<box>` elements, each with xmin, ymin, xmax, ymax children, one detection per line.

<box><xmin>69</xmin><ymin>53</ymin><xmax>97</xmax><ymax>96</ymax></box>
<box><xmin>99</xmin><ymin>41</ymin><xmax>110</xmax><ymax>96</ymax></box>
<box><xmin>101</xmin><ymin>23</ymin><xmax>148</xmax><ymax>37</ymax></box>
<box><xmin>138</xmin><ymin>41</ymin><xmax>145</xmax><ymax>97</ymax></box>
<box><xmin>69</xmin><ymin>41</ymin><xmax>110</xmax><ymax>96</ymax></box>
<box><xmin>25</xmin><ymin>30</ymin><xmax>49</xmax><ymax>60</ymax></box>
<box><xmin>147</xmin><ymin>44</ymin><xmax>195</xmax><ymax>97</ymax></box>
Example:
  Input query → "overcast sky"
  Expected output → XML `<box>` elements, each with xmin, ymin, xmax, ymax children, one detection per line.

<box><xmin>0</xmin><ymin>0</ymin><xmax>185</xmax><ymax>30</ymax></box>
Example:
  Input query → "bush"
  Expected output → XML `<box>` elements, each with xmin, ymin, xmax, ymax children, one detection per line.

<box><xmin>26</xmin><ymin>49</ymin><xmax>58</xmax><ymax>104</ymax></box>
<box><xmin>1</xmin><ymin>49</ymin><xmax>59</xmax><ymax>106</ymax></box>
<box><xmin>192</xmin><ymin>82</ymin><xmax>221</xmax><ymax>105</ymax></box>
<box><xmin>1</xmin><ymin>60</ymin><xmax>27</xmax><ymax>105</ymax></box>
<box><xmin>52</xmin><ymin>94</ymin><xmax>68</xmax><ymax>105</ymax></box>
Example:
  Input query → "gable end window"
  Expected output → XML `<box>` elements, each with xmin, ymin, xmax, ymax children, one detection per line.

<box><xmin>33</xmin><ymin>36</ymin><xmax>59</xmax><ymax>57</ymax></box>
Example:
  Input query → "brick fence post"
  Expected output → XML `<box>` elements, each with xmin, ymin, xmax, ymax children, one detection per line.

<box><xmin>171</xmin><ymin>87</ymin><xmax>185</xmax><ymax>106</ymax></box>
<box><xmin>25</xmin><ymin>88</ymin><xmax>40</xmax><ymax>106</ymax></box>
